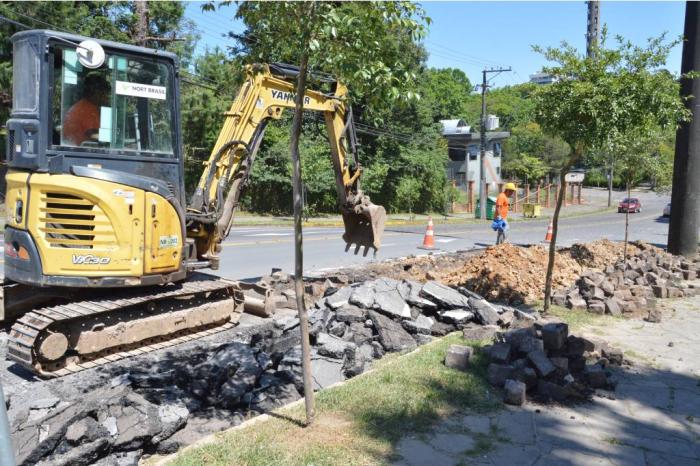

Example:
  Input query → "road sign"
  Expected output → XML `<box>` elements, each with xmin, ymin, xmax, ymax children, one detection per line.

<box><xmin>565</xmin><ymin>172</ymin><xmax>585</xmax><ymax>183</ymax></box>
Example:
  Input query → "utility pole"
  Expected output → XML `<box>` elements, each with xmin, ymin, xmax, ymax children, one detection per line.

<box><xmin>668</xmin><ymin>1</ymin><xmax>700</xmax><ymax>257</ymax></box>
<box><xmin>586</xmin><ymin>1</ymin><xmax>612</xmax><ymax>206</ymax></box>
<box><xmin>478</xmin><ymin>67</ymin><xmax>511</xmax><ymax>220</ymax></box>
<box><xmin>586</xmin><ymin>1</ymin><xmax>600</xmax><ymax>59</ymax></box>
<box><xmin>0</xmin><ymin>383</ymin><xmax>15</xmax><ymax>466</ymax></box>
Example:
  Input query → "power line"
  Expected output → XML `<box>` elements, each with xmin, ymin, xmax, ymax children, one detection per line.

<box><xmin>0</xmin><ymin>7</ymin><xmax>67</xmax><ymax>32</ymax></box>
<box><xmin>424</xmin><ymin>40</ymin><xmax>503</xmax><ymax>66</ymax></box>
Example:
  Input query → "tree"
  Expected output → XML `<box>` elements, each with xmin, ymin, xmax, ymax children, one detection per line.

<box><xmin>503</xmin><ymin>152</ymin><xmax>548</xmax><ymax>184</ymax></box>
<box><xmin>225</xmin><ymin>0</ymin><xmax>429</xmax><ymax>424</ymax></box>
<box><xmin>608</xmin><ymin>127</ymin><xmax>671</xmax><ymax>259</ymax></box>
<box><xmin>418</xmin><ymin>67</ymin><xmax>472</xmax><ymax>122</ymax></box>
<box><xmin>533</xmin><ymin>32</ymin><xmax>690</xmax><ymax>312</ymax></box>
<box><xmin>395</xmin><ymin>177</ymin><xmax>421</xmax><ymax>218</ymax></box>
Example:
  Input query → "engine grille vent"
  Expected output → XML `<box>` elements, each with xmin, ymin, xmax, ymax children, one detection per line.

<box><xmin>38</xmin><ymin>192</ymin><xmax>116</xmax><ymax>249</ymax></box>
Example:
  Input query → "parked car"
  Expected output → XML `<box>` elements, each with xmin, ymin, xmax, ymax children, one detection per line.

<box><xmin>663</xmin><ymin>203</ymin><xmax>671</xmax><ymax>217</ymax></box>
<box><xmin>618</xmin><ymin>198</ymin><xmax>642</xmax><ymax>213</ymax></box>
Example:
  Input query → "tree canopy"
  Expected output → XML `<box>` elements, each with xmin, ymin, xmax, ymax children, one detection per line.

<box><xmin>531</xmin><ymin>31</ymin><xmax>690</xmax><ymax>311</ymax></box>
<box><xmin>0</xmin><ymin>2</ymin><xmax>686</xmax><ymax>215</ymax></box>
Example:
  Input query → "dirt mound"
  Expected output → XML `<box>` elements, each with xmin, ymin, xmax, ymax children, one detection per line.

<box><xmin>330</xmin><ymin>240</ymin><xmax>658</xmax><ymax>306</ymax></box>
<box><xmin>333</xmin><ymin>244</ymin><xmax>583</xmax><ymax>305</ymax></box>
<box><xmin>566</xmin><ymin>239</ymin><xmax>665</xmax><ymax>269</ymax></box>
<box><xmin>446</xmin><ymin>244</ymin><xmax>582</xmax><ymax>304</ymax></box>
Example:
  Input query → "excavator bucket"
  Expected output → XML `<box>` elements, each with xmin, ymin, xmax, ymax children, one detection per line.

<box><xmin>342</xmin><ymin>202</ymin><xmax>387</xmax><ymax>257</ymax></box>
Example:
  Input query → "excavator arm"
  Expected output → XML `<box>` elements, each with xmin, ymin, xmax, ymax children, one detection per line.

<box><xmin>186</xmin><ymin>63</ymin><xmax>386</xmax><ymax>268</ymax></box>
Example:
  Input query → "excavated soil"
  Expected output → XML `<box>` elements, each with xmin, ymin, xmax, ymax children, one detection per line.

<box><xmin>564</xmin><ymin>238</ymin><xmax>651</xmax><ymax>269</ymax></box>
<box><xmin>330</xmin><ymin>240</ymin><xmax>661</xmax><ymax>305</ymax></box>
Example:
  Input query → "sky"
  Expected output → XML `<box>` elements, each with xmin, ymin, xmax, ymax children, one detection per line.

<box><xmin>185</xmin><ymin>1</ymin><xmax>687</xmax><ymax>88</ymax></box>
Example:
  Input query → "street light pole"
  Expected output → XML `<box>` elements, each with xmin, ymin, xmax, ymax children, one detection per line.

<box><xmin>0</xmin><ymin>383</ymin><xmax>15</xmax><ymax>466</ymax></box>
<box><xmin>478</xmin><ymin>67</ymin><xmax>511</xmax><ymax>220</ymax></box>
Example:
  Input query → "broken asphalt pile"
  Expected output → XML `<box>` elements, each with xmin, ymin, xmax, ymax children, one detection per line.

<box><xmin>553</xmin><ymin>242</ymin><xmax>700</xmax><ymax>321</ymax></box>
<box><xmin>8</xmin><ymin>277</ymin><xmax>529</xmax><ymax>466</ymax></box>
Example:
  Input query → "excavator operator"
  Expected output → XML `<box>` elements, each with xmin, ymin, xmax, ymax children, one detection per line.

<box><xmin>63</xmin><ymin>73</ymin><xmax>111</xmax><ymax>146</ymax></box>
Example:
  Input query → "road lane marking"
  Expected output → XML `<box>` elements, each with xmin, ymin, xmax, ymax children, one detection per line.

<box><xmin>222</xmin><ymin>231</ymin><xmax>408</xmax><ymax>247</ymax></box>
<box><xmin>243</xmin><ymin>232</ymin><xmax>293</xmax><ymax>237</ymax></box>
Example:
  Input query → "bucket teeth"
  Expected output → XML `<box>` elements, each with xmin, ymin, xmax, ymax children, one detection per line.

<box><xmin>342</xmin><ymin>202</ymin><xmax>386</xmax><ymax>257</ymax></box>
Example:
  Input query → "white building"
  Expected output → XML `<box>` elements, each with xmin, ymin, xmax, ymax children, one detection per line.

<box><xmin>529</xmin><ymin>72</ymin><xmax>560</xmax><ymax>85</ymax></box>
<box><xmin>440</xmin><ymin>119</ymin><xmax>509</xmax><ymax>188</ymax></box>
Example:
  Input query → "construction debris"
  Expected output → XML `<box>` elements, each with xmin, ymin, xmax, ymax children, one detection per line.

<box><xmin>481</xmin><ymin>322</ymin><xmax>625</xmax><ymax>404</ymax></box>
<box><xmin>6</xmin><ymin>239</ymin><xmax>697</xmax><ymax>464</ymax></box>
<box><xmin>444</xmin><ymin>345</ymin><xmax>474</xmax><ymax>370</ymax></box>
<box><xmin>329</xmin><ymin>240</ymin><xmax>666</xmax><ymax>305</ymax></box>
<box><xmin>553</xmin><ymin>244</ymin><xmax>700</xmax><ymax>320</ymax></box>
<box><xmin>9</xmin><ymin>276</ymin><xmax>520</xmax><ymax>465</ymax></box>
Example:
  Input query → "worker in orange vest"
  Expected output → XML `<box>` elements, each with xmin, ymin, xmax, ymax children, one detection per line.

<box><xmin>495</xmin><ymin>182</ymin><xmax>516</xmax><ymax>244</ymax></box>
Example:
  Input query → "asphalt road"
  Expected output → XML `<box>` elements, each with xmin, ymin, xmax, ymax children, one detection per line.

<box><xmin>217</xmin><ymin>190</ymin><xmax>672</xmax><ymax>281</ymax></box>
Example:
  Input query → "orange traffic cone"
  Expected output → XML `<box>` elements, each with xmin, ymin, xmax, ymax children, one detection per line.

<box><xmin>418</xmin><ymin>216</ymin><xmax>436</xmax><ymax>250</ymax></box>
<box><xmin>544</xmin><ymin>221</ymin><xmax>553</xmax><ymax>243</ymax></box>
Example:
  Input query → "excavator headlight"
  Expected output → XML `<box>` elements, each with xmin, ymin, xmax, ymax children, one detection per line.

<box><xmin>4</xmin><ymin>242</ymin><xmax>30</xmax><ymax>262</ymax></box>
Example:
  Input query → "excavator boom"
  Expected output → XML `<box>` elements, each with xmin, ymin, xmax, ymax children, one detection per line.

<box><xmin>185</xmin><ymin>63</ymin><xmax>386</xmax><ymax>264</ymax></box>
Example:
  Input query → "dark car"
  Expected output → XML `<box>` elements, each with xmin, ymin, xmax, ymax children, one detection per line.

<box><xmin>618</xmin><ymin>198</ymin><xmax>642</xmax><ymax>213</ymax></box>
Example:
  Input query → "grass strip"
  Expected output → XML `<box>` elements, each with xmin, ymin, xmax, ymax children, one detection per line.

<box><xmin>170</xmin><ymin>333</ymin><xmax>499</xmax><ymax>466</ymax></box>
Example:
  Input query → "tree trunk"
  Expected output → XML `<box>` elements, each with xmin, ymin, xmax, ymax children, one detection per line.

<box><xmin>543</xmin><ymin>156</ymin><xmax>575</xmax><ymax>312</ymax></box>
<box><xmin>289</xmin><ymin>3</ymin><xmax>316</xmax><ymax>426</ymax></box>
<box><xmin>134</xmin><ymin>1</ymin><xmax>149</xmax><ymax>47</ymax></box>
<box><xmin>623</xmin><ymin>179</ymin><xmax>631</xmax><ymax>261</ymax></box>
<box><xmin>607</xmin><ymin>155</ymin><xmax>613</xmax><ymax>207</ymax></box>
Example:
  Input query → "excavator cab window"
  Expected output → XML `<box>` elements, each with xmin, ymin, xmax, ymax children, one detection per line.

<box><xmin>50</xmin><ymin>45</ymin><xmax>175</xmax><ymax>156</ymax></box>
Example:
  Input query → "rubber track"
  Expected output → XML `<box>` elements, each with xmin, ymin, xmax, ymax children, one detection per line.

<box><xmin>7</xmin><ymin>273</ymin><xmax>241</xmax><ymax>377</ymax></box>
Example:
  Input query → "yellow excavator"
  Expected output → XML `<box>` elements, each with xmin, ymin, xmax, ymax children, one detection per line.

<box><xmin>1</xmin><ymin>30</ymin><xmax>386</xmax><ymax>377</ymax></box>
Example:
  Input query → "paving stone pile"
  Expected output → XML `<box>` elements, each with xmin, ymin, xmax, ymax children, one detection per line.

<box><xmin>552</xmin><ymin>244</ymin><xmax>700</xmax><ymax>321</ymax></box>
<box><xmin>10</xmin><ymin>276</ymin><xmax>518</xmax><ymax>466</ymax></box>
<box><xmin>476</xmin><ymin>322</ymin><xmax>625</xmax><ymax>405</ymax></box>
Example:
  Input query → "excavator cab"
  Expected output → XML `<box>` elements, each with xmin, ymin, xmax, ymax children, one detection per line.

<box><xmin>5</xmin><ymin>30</ymin><xmax>187</xmax><ymax>289</ymax></box>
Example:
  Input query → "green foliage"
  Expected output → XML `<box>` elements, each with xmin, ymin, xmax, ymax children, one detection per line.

<box><xmin>504</xmin><ymin>121</ymin><xmax>570</xmax><ymax>181</ymax></box>
<box><xmin>231</xmin><ymin>2</ymin><xmax>428</xmax><ymax>118</ymax></box>
<box><xmin>533</xmin><ymin>30</ymin><xmax>689</xmax><ymax>311</ymax></box>
<box><xmin>417</xmin><ymin>68</ymin><xmax>472</xmax><ymax>123</ymax></box>
<box><xmin>502</xmin><ymin>152</ymin><xmax>548</xmax><ymax>184</ymax></box>
<box><xmin>180</xmin><ymin>49</ymin><xmax>245</xmax><ymax>196</ymax></box>
<box><xmin>212</xmin><ymin>1</ymin><xmax>449</xmax><ymax>214</ymax></box>
<box><xmin>533</xmin><ymin>33</ymin><xmax>689</xmax><ymax>158</ymax></box>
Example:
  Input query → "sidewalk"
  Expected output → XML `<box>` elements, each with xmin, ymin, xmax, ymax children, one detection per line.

<box><xmin>392</xmin><ymin>295</ymin><xmax>700</xmax><ymax>465</ymax></box>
